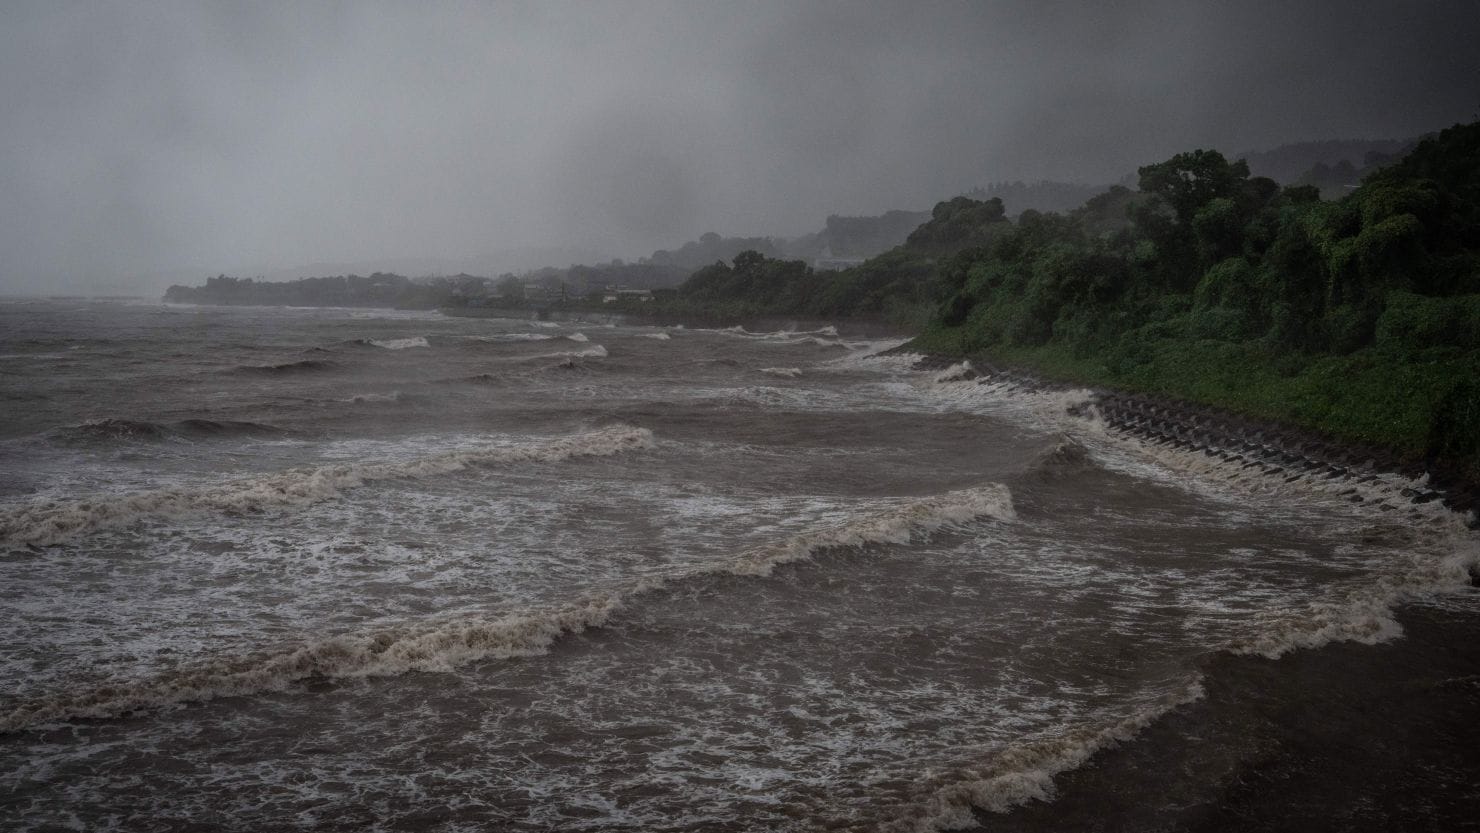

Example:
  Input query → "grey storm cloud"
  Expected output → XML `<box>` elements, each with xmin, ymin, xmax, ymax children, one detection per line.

<box><xmin>1</xmin><ymin>0</ymin><xmax>1476</xmax><ymax>293</ymax></box>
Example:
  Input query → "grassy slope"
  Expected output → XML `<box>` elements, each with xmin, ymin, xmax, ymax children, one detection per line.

<box><xmin>912</xmin><ymin>326</ymin><xmax>1477</xmax><ymax>477</ymax></box>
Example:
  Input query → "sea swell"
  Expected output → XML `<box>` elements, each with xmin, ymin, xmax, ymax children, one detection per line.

<box><xmin>0</xmin><ymin>483</ymin><xmax>1016</xmax><ymax>732</ymax></box>
<box><xmin>231</xmin><ymin>359</ymin><xmax>337</xmax><ymax>375</ymax></box>
<box><xmin>0</xmin><ymin>426</ymin><xmax>654</xmax><ymax>548</ymax></box>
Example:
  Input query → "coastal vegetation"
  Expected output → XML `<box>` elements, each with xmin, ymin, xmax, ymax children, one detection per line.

<box><xmin>169</xmin><ymin>123</ymin><xmax>1479</xmax><ymax>480</ymax></box>
<box><xmin>632</xmin><ymin>122</ymin><xmax>1480</xmax><ymax>480</ymax></box>
<box><xmin>909</xmin><ymin>121</ymin><xmax>1480</xmax><ymax>480</ymax></box>
<box><xmin>164</xmin><ymin>209</ymin><xmax>931</xmax><ymax>309</ymax></box>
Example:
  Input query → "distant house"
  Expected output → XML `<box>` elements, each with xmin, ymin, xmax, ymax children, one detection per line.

<box><xmin>602</xmin><ymin>288</ymin><xmax>653</xmax><ymax>303</ymax></box>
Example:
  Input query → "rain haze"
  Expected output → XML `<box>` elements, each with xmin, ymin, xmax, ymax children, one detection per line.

<box><xmin>5</xmin><ymin>4</ymin><xmax>1480</xmax><ymax>833</ymax></box>
<box><xmin>1</xmin><ymin>1</ymin><xmax>1477</xmax><ymax>294</ymax></box>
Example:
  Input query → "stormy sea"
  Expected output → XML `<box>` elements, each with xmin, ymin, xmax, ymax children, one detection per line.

<box><xmin>1</xmin><ymin>299</ymin><xmax>1476</xmax><ymax>832</ymax></box>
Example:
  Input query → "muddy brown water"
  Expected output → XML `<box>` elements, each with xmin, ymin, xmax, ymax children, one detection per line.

<box><xmin>1</xmin><ymin>300</ymin><xmax>1475</xmax><ymax>831</ymax></box>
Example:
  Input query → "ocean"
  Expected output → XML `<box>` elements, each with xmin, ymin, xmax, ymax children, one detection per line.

<box><xmin>1</xmin><ymin>299</ymin><xmax>1475</xmax><ymax>831</ymax></box>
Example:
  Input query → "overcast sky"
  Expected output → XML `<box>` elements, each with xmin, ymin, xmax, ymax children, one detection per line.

<box><xmin>1</xmin><ymin>1</ymin><xmax>1475</xmax><ymax>293</ymax></box>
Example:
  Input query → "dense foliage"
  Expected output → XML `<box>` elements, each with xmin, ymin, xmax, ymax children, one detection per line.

<box><xmin>170</xmin><ymin>124</ymin><xmax>1480</xmax><ymax>478</ymax></box>
<box><xmin>913</xmin><ymin>122</ymin><xmax>1480</xmax><ymax>478</ymax></box>
<box><xmin>655</xmin><ymin>197</ymin><xmax>1013</xmax><ymax>327</ymax></box>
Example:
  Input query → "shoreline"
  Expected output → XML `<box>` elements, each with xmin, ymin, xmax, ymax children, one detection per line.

<box><xmin>968</xmin><ymin>597</ymin><xmax>1480</xmax><ymax>832</ymax></box>
<box><xmin>898</xmin><ymin>351</ymin><xmax>1480</xmax><ymax>524</ymax></box>
<box><xmin>895</xmin><ymin>351</ymin><xmax>1480</xmax><ymax>830</ymax></box>
<box><xmin>441</xmin><ymin>304</ymin><xmax>910</xmax><ymax>338</ymax></box>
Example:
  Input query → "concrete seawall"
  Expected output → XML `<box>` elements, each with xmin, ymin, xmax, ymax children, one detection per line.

<box><xmin>906</xmin><ymin>354</ymin><xmax>1478</xmax><ymax>524</ymax></box>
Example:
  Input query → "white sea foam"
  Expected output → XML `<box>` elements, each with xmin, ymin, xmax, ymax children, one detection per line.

<box><xmin>0</xmin><ymin>426</ymin><xmax>654</xmax><ymax>548</ymax></box>
<box><xmin>759</xmin><ymin>367</ymin><xmax>802</xmax><ymax>378</ymax></box>
<box><xmin>367</xmin><ymin>337</ymin><xmax>429</xmax><ymax>349</ymax></box>
<box><xmin>795</xmin><ymin>336</ymin><xmax>846</xmax><ymax>347</ymax></box>
<box><xmin>0</xmin><ymin>596</ymin><xmax>624</xmax><ymax>733</ymax></box>
<box><xmin>0</xmin><ymin>481</ymin><xmax>1014</xmax><ymax>731</ymax></box>
<box><xmin>914</xmin><ymin>366</ymin><xmax>1480</xmax><ymax>663</ymax></box>
<box><xmin>821</xmin><ymin>344</ymin><xmax>918</xmax><ymax>371</ymax></box>
<box><xmin>890</xmin><ymin>678</ymin><xmax>1206</xmax><ymax>831</ymax></box>
<box><xmin>1229</xmin><ymin>539</ymin><xmax>1479</xmax><ymax>658</ymax></box>
<box><xmin>723</xmin><ymin>484</ymin><xmax>1015</xmax><ymax>577</ymax></box>
<box><xmin>643</xmin><ymin>332</ymin><xmax>672</xmax><ymax>340</ymax></box>
<box><xmin>566</xmin><ymin>332</ymin><xmax>590</xmax><ymax>342</ymax></box>
<box><xmin>470</xmin><ymin>333</ymin><xmax>554</xmax><ymax>342</ymax></box>
<box><xmin>933</xmin><ymin>360</ymin><xmax>975</xmax><ymax>383</ymax></box>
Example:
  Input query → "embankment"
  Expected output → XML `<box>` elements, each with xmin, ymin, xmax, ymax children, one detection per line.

<box><xmin>902</xmin><ymin>353</ymin><xmax>1480</xmax><ymax>523</ymax></box>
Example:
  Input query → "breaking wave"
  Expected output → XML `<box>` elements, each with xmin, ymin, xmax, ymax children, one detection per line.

<box><xmin>643</xmin><ymin>332</ymin><xmax>672</xmax><ymax>340</ymax></box>
<box><xmin>889</xmin><ymin>679</ymin><xmax>1207</xmax><ymax>831</ymax></box>
<box><xmin>532</xmin><ymin>344</ymin><xmax>607</xmax><ymax>359</ymax></box>
<box><xmin>0</xmin><ymin>597</ymin><xmax>625</xmax><ymax>733</ymax></box>
<box><xmin>0</xmin><ymin>482</ymin><xmax>1014</xmax><ymax>731</ymax></box>
<box><xmin>924</xmin><ymin>363</ymin><xmax>1480</xmax><ymax>663</ymax></box>
<box><xmin>1228</xmin><ymin>539</ymin><xmax>1479</xmax><ymax>659</ymax></box>
<box><xmin>937</xmin><ymin>366</ymin><xmax>1480</xmax><ymax>657</ymax></box>
<box><xmin>933</xmin><ymin>360</ymin><xmax>976</xmax><ymax>383</ymax></box>
<box><xmin>722</xmin><ymin>483</ymin><xmax>1015</xmax><ymax>577</ymax></box>
<box><xmin>759</xmin><ymin>367</ymin><xmax>802</xmax><ymax>378</ymax></box>
<box><xmin>367</xmin><ymin>336</ymin><xmax>429</xmax><ymax>350</ymax></box>
<box><xmin>0</xmin><ymin>426</ymin><xmax>654</xmax><ymax>548</ymax></box>
<box><xmin>1024</xmin><ymin>435</ymin><xmax>1098</xmax><ymax>477</ymax></box>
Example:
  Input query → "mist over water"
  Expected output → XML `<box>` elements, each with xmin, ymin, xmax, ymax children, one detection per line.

<box><xmin>3</xmin><ymin>3</ymin><xmax>1478</xmax><ymax>294</ymax></box>
<box><xmin>1</xmin><ymin>301</ymin><xmax>1473</xmax><ymax>831</ymax></box>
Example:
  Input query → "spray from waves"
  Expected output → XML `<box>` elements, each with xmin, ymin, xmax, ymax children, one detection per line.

<box><xmin>367</xmin><ymin>336</ymin><xmax>429</xmax><ymax>350</ymax></box>
<box><xmin>1023</xmin><ymin>434</ymin><xmax>1097</xmax><ymax>478</ymax></box>
<box><xmin>0</xmin><ymin>426</ymin><xmax>654</xmax><ymax>548</ymax></box>
<box><xmin>923</xmin><ymin>363</ymin><xmax>1480</xmax><ymax>660</ymax></box>
<box><xmin>933</xmin><ymin>360</ymin><xmax>976</xmax><ymax>383</ymax></box>
<box><xmin>533</xmin><ymin>344</ymin><xmax>607</xmax><ymax>359</ymax></box>
<box><xmin>886</xmin><ymin>678</ymin><xmax>1206</xmax><ymax>832</ymax></box>
<box><xmin>0</xmin><ymin>483</ymin><xmax>1013</xmax><ymax>732</ymax></box>
<box><xmin>759</xmin><ymin>367</ymin><xmax>802</xmax><ymax>378</ymax></box>
<box><xmin>822</xmin><ymin>343</ymin><xmax>917</xmax><ymax>371</ymax></box>
<box><xmin>794</xmin><ymin>336</ymin><xmax>849</xmax><ymax>348</ymax></box>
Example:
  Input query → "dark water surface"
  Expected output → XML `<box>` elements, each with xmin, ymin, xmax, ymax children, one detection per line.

<box><xmin>1</xmin><ymin>300</ymin><xmax>1475</xmax><ymax>831</ymax></box>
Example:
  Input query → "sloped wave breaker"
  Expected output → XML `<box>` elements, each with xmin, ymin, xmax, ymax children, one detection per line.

<box><xmin>0</xmin><ymin>300</ymin><xmax>1475</xmax><ymax>832</ymax></box>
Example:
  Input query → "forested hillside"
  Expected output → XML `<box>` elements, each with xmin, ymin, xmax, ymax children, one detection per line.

<box><xmin>913</xmin><ymin>121</ymin><xmax>1480</xmax><ymax>478</ymax></box>
<box><xmin>655</xmin><ymin>122</ymin><xmax>1480</xmax><ymax>478</ymax></box>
